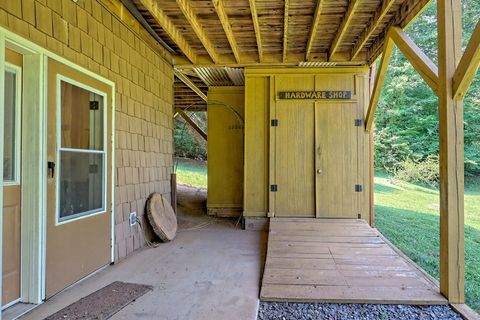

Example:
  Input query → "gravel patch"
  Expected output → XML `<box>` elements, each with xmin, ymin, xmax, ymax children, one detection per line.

<box><xmin>258</xmin><ymin>302</ymin><xmax>462</xmax><ymax>320</ymax></box>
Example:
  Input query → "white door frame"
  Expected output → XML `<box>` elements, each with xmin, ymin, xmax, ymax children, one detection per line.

<box><xmin>0</xmin><ymin>32</ymin><xmax>6</xmax><ymax>318</ymax></box>
<box><xmin>0</xmin><ymin>27</ymin><xmax>116</xmax><ymax>316</ymax></box>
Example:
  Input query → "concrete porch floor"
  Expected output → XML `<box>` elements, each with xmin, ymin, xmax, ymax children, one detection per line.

<box><xmin>19</xmin><ymin>185</ymin><xmax>267</xmax><ymax>320</ymax></box>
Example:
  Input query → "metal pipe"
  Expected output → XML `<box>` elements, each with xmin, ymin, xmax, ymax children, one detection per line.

<box><xmin>119</xmin><ymin>0</ymin><xmax>178</xmax><ymax>55</ymax></box>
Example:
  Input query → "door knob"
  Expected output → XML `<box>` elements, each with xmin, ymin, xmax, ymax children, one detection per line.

<box><xmin>317</xmin><ymin>169</ymin><xmax>322</xmax><ymax>174</ymax></box>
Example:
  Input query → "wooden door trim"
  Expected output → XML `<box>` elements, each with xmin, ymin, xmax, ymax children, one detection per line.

<box><xmin>268</xmin><ymin>76</ymin><xmax>276</xmax><ymax>217</ymax></box>
<box><xmin>0</xmin><ymin>34</ymin><xmax>7</xmax><ymax>313</ymax></box>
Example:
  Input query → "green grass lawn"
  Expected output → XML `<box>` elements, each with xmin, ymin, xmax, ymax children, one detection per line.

<box><xmin>375</xmin><ymin>172</ymin><xmax>480</xmax><ymax>312</ymax></box>
<box><xmin>174</xmin><ymin>157</ymin><xmax>207</xmax><ymax>188</ymax></box>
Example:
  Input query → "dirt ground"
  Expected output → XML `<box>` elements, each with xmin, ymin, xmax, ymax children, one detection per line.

<box><xmin>175</xmin><ymin>184</ymin><xmax>241</xmax><ymax>230</ymax></box>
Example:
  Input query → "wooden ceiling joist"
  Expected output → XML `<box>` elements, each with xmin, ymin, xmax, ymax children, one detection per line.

<box><xmin>248</xmin><ymin>0</ymin><xmax>263</xmax><ymax>62</ymax></box>
<box><xmin>453</xmin><ymin>21</ymin><xmax>480</xmax><ymax>100</ymax></box>
<box><xmin>212</xmin><ymin>0</ymin><xmax>241</xmax><ymax>63</ymax></box>
<box><xmin>174</xmin><ymin>69</ymin><xmax>208</xmax><ymax>102</ymax></box>
<box><xmin>176</xmin><ymin>0</ymin><xmax>221</xmax><ymax>63</ymax></box>
<box><xmin>131</xmin><ymin>0</ymin><xmax>434</xmax><ymax>67</ymax></box>
<box><xmin>351</xmin><ymin>0</ymin><xmax>396</xmax><ymax>61</ymax></box>
<box><xmin>283</xmin><ymin>0</ymin><xmax>290</xmax><ymax>63</ymax></box>
<box><xmin>329</xmin><ymin>0</ymin><xmax>361</xmax><ymax>59</ymax></box>
<box><xmin>137</xmin><ymin>0</ymin><xmax>198</xmax><ymax>63</ymax></box>
<box><xmin>306</xmin><ymin>0</ymin><xmax>325</xmax><ymax>61</ymax></box>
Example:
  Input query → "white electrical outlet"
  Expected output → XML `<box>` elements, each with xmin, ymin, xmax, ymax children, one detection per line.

<box><xmin>129</xmin><ymin>212</ymin><xmax>137</xmax><ymax>226</ymax></box>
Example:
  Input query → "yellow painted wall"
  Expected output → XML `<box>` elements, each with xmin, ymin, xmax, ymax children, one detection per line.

<box><xmin>244</xmin><ymin>68</ymin><xmax>372</xmax><ymax>224</ymax></box>
<box><xmin>207</xmin><ymin>87</ymin><xmax>245</xmax><ymax>216</ymax></box>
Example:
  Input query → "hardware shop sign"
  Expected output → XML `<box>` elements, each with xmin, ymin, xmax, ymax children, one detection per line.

<box><xmin>278</xmin><ymin>91</ymin><xmax>352</xmax><ymax>100</ymax></box>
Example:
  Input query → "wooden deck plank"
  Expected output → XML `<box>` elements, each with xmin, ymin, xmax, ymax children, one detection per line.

<box><xmin>261</xmin><ymin>284</ymin><xmax>447</xmax><ymax>305</ymax></box>
<box><xmin>266</xmin><ymin>257</ymin><xmax>412</xmax><ymax>271</ymax></box>
<box><xmin>261</xmin><ymin>218</ymin><xmax>447</xmax><ymax>304</ymax></box>
<box><xmin>269</xmin><ymin>234</ymin><xmax>383</xmax><ymax>244</ymax></box>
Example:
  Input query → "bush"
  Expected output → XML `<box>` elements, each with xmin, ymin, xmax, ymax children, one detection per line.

<box><xmin>393</xmin><ymin>156</ymin><xmax>439</xmax><ymax>187</ymax></box>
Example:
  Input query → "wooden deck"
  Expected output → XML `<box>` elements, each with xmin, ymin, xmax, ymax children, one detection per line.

<box><xmin>260</xmin><ymin>218</ymin><xmax>447</xmax><ymax>305</ymax></box>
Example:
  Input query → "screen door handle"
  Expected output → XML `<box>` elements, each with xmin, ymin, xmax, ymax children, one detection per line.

<box><xmin>48</xmin><ymin>161</ymin><xmax>56</xmax><ymax>178</ymax></box>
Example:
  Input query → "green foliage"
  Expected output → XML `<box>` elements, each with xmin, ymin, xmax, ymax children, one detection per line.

<box><xmin>374</xmin><ymin>0</ymin><xmax>480</xmax><ymax>177</ymax></box>
<box><xmin>174</xmin><ymin>112</ymin><xmax>207</xmax><ymax>160</ymax></box>
<box><xmin>393</xmin><ymin>156</ymin><xmax>439</xmax><ymax>187</ymax></box>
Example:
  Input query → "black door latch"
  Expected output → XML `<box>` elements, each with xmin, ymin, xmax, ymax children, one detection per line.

<box><xmin>48</xmin><ymin>161</ymin><xmax>55</xmax><ymax>178</ymax></box>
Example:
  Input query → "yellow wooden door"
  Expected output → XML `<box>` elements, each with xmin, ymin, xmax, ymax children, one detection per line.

<box><xmin>274</xmin><ymin>99</ymin><xmax>316</xmax><ymax>217</ymax></box>
<box><xmin>2</xmin><ymin>49</ymin><xmax>23</xmax><ymax>306</ymax></box>
<box><xmin>315</xmin><ymin>102</ymin><xmax>359</xmax><ymax>218</ymax></box>
<box><xmin>45</xmin><ymin>59</ymin><xmax>112</xmax><ymax>298</ymax></box>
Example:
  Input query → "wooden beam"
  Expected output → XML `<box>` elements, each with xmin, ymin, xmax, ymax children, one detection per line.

<box><xmin>351</xmin><ymin>0</ymin><xmax>396</xmax><ymax>61</ymax></box>
<box><xmin>176</xmin><ymin>0</ymin><xmax>221</xmax><ymax>64</ymax></box>
<box><xmin>437</xmin><ymin>0</ymin><xmax>465</xmax><ymax>304</ymax></box>
<box><xmin>453</xmin><ymin>21</ymin><xmax>480</xmax><ymax>100</ymax></box>
<box><xmin>212</xmin><ymin>0</ymin><xmax>241</xmax><ymax>63</ymax></box>
<box><xmin>329</xmin><ymin>0</ymin><xmax>361</xmax><ymax>59</ymax></box>
<box><xmin>306</xmin><ymin>0</ymin><xmax>325</xmax><ymax>60</ymax></box>
<box><xmin>389</xmin><ymin>26</ymin><xmax>439</xmax><ymax>94</ymax></box>
<box><xmin>137</xmin><ymin>0</ymin><xmax>197</xmax><ymax>64</ymax></box>
<box><xmin>283</xmin><ymin>0</ymin><xmax>290</xmax><ymax>63</ymax></box>
<box><xmin>178</xmin><ymin>110</ymin><xmax>208</xmax><ymax>141</ymax></box>
<box><xmin>368</xmin><ymin>64</ymin><xmax>376</xmax><ymax>227</ymax></box>
<box><xmin>365</xmin><ymin>36</ymin><xmax>395</xmax><ymax>132</ymax></box>
<box><xmin>248</xmin><ymin>0</ymin><xmax>263</xmax><ymax>62</ymax></box>
<box><xmin>174</xmin><ymin>69</ymin><xmax>208</xmax><ymax>102</ymax></box>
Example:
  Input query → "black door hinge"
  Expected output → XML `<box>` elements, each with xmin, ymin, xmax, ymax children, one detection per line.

<box><xmin>271</xmin><ymin>119</ymin><xmax>279</xmax><ymax>127</ymax></box>
<box><xmin>355</xmin><ymin>119</ymin><xmax>362</xmax><ymax>127</ymax></box>
<box><xmin>357</xmin><ymin>213</ymin><xmax>362</xmax><ymax>219</ymax></box>
<box><xmin>270</xmin><ymin>184</ymin><xmax>278</xmax><ymax>192</ymax></box>
<box><xmin>355</xmin><ymin>184</ymin><xmax>363</xmax><ymax>192</ymax></box>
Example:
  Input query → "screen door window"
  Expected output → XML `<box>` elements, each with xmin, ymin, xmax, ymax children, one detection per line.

<box><xmin>58</xmin><ymin>80</ymin><xmax>106</xmax><ymax>222</ymax></box>
<box><xmin>3</xmin><ymin>68</ymin><xmax>20</xmax><ymax>183</ymax></box>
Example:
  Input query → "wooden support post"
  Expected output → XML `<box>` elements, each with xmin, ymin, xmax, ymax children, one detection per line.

<box><xmin>171</xmin><ymin>173</ymin><xmax>177</xmax><ymax>214</ymax></box>
<box><xmin>437</xmin><ymin>0</ymin><xmax>465</xmax><ymax>303</ymax></box>
<box><xmin>368</xmin><ymin>64</ymin><xmax>376</xmax><ymax>227</ymax></box>
<box><xmin>178</xmin><ymin>110</ymin><xmax>208</xmax><ymax>141</ymax></box>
